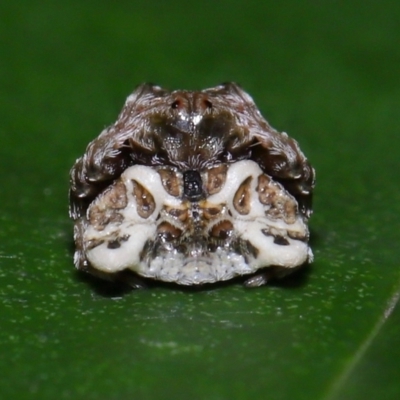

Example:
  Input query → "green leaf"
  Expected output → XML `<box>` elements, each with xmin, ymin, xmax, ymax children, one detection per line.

<box><xmin>1</xmin><ymin>1</ymin><xmax>399</xmax><ymax>399</ymax></box>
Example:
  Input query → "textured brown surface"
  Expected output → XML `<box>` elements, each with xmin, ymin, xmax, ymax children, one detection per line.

<box><xmin>69</xmin><ymin>83</ymin><xmax>315</xmax><ymax>221</ymax></box>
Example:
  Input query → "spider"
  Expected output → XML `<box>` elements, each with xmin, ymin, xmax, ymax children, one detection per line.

<box><xmin>69</xmin><ymin>83</ymin><xmax>315</xmax><ymax>288</ymax></box>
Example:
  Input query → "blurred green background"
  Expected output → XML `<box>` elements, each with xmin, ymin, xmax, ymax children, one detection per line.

<box><xmin>1</xmin><ymin>1</ymin><xmax>399</xmax><ymax>399</ymax></box>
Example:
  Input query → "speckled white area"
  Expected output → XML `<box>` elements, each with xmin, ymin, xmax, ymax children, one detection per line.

<box><xmin>138</xmin><ymin>250</ymin><xmax>253</xmax><ymax>285</ymax></box>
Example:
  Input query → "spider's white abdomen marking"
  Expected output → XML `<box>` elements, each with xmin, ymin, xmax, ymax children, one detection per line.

<box><xmin>81</xmin><ymin>160</ymin><xmax>311</xmax><ymax>285</ymax></box>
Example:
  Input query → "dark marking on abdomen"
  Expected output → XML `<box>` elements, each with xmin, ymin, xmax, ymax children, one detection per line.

<box><xmin>183</xmin><ymin>170</ymin><xmax>203</xmax><ymax>201</ymax></box>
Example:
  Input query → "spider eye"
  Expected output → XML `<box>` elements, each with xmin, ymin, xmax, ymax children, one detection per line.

<box><xmin>204</xmin><ymin>99</ymin><xmax>213</xmax><ymax>109</ymax></box>
<box><xmin>171</xmin><ymin>100</ymin><xmax>181</xmax><ymax>109</ymax></box>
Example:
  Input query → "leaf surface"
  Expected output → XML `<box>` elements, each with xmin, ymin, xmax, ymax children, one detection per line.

<box><xmin>1</xmin><ymin>1</ymin><xmax>399</xmax><ymax>399</ymax></box>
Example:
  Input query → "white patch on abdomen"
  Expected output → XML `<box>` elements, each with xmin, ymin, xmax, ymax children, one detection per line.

<box><xmin>82</xmin><ymin>160</ymin><xmax>312</xmax><ymax>284</ymax></box>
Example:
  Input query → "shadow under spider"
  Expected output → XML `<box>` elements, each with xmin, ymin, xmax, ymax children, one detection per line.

<box><xmin>74</xmin><ymin>263</ymin><xmax>313</xmax><ymax>298</ymax></box>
